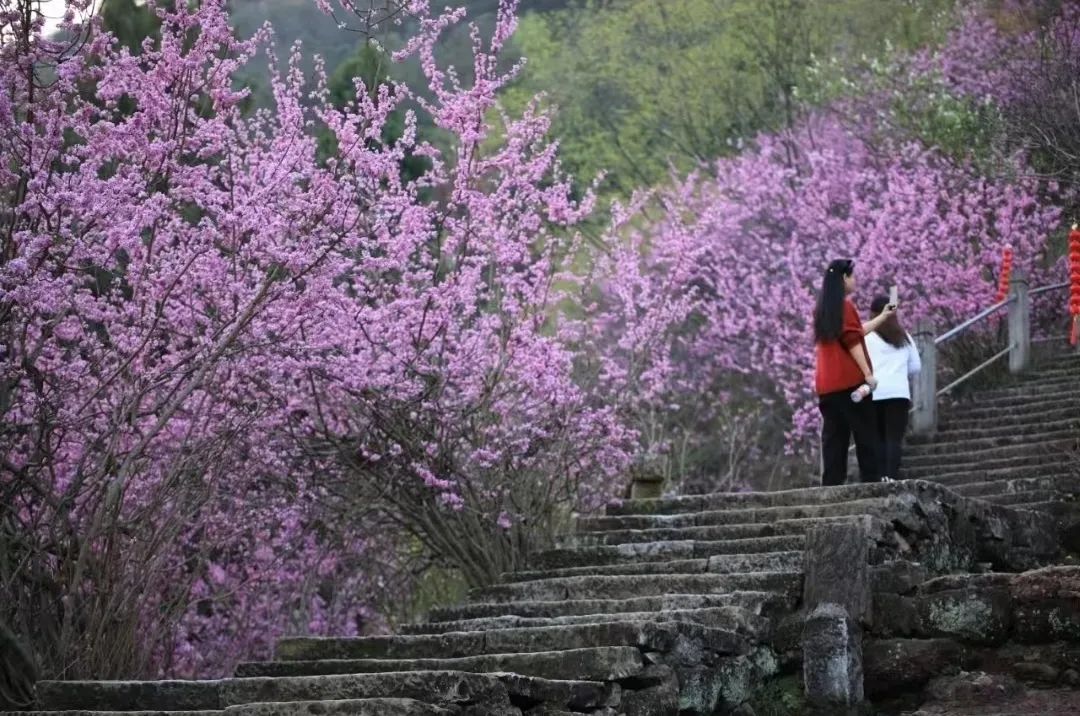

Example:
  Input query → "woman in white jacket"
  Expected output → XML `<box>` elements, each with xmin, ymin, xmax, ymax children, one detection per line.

<box><xmin>865</xmin><ymin>295</ymin><xmax>922</xmax><ymax>481</ymax></box>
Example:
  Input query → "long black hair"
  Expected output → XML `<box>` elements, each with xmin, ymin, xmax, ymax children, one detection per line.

<box><xmin>813</xmin><ymin>259</ymin><xmax>854</xmax><ymax>342</ymax></box>
<box><xmin>870</xmin><ymin>294</ymin><xmax>910</xmax><ymax>348</ymax></box>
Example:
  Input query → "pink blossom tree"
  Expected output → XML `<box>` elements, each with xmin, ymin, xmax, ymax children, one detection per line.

<box><xmin>580</xmin><ymin>120</ymin><xmax>1060</xmax><ymax>456</ymax></box>
<box><xmin>0</xmin><ymin>0</ymin><xmax>632</xmax><ymax>678</ymax></box>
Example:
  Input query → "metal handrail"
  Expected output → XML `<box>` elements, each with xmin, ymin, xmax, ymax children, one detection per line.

<box><xmin>1030</xmin><ymin>280</ymin><xmax>1069</xmax><ymax>296</ymax></box>
<box><xmin>937</xmin><ymin>343</ymin><xmax>1013</xmax><ymax>396</ymax></box>
<box><xmin>933</xmin><ymin>280</ymin><xmax>1068</xmax><ymax>346</ymax></box>
<box><xmin>934</xmin><ymin>297</ymin><xmax>1013</xmax><ymax>346</ymax></box>
<box><xmin>912</xmin><ymin>275</ymin><xmax>1073</xmax><ymax>433</ymax></box>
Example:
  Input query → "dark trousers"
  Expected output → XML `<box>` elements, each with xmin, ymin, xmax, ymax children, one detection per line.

<box><xmin>876</xmin><ymin>398</ymin><xmax>910</xmax><ymax>479</ymax></box>
<box><xmin>819</xmin><ymin>389</ymin><xmax>879</xmax><ymax>486</ymax></box>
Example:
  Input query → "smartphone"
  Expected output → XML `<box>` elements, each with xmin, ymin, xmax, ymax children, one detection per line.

<box><xmin>889</xmin><ymin>285</ymin><xmax>899</xmax><ymax>308</ymax></box>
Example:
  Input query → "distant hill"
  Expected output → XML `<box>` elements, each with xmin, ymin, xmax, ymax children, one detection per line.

<box><xmin>226</xmin><ymin>0</ymin><xmax>569</xmax><ymax>108</ymax></box>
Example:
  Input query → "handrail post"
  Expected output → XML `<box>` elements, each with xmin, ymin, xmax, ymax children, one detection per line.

<box><xmin>912</xmin><ymin>318</ymin><xmax>937</xmax><ymax>435</ymax></box>
<box><xmin>1008</xmin><ymin>269</ymin><xmax>1030</xmax><ymax>374</ymax></box>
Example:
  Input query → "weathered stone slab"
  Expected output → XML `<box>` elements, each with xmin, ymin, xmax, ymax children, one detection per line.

<box><xmin>609</xmin><ymin>481</ymin><xmax>933</xmax><ymax>516</ymax></box>
<box><xmin>510</xmin><ymin>551</ymin><xmax>803</xmax><ymax>582</ymax></box>
<box><xmin>276</xmin><ymin>621</ymin><xmax>748</xmax><ymax>663</ymax></box>
<box><xmin>35</xmin><ymin>680</ymin><xmax>222</xmax><ymax>711</ymax></box>
<box><xmin>429</xmin><ymin>592</ymin><xmax>789</xmax><ymax>623</ymax></box>
<box><xmin>404</xmin><ymin>606</ymin><xmax>768</xmax><ymax>640</ymax></box>
<box><xmin>236</xmin><ymin>646</ymin><xmax>646</xmax><ymax>682</ymax></box>
<box><xmin>585</xmin><ymin>500</ymin><xmax>934</xmax><ymax>533</ymax></box>
<box><xmin>225</xmin><ymin>698</ymin><xmax>453</xmax><ymax>715</ymax></box>
<box><xmin>220</xmin><ymin>672</ymin><xmax>510</xmax><ymax>709</ymax></box>
<box><xmin>530</xmin><ymin>537</ymin><xmax>806</xmax><ymax>571</ymax></box>
<box><xmin>36</xmin><ymin>672</ymin><xmax>515</xmax><ymax>713</ymax></box>
<box><xmin>471</xmin><ymin>571</ymin><xmax>801</xmax><ymax>604</ymax></box>
<box><xmin>508</xmin><ymin>558</ymin><xmax>711</xmax><ymax>581</ymax></box>
<box><xmin>580</xmin><ymin>515</ymin><xmax>883</xmax><ymax>548</ymax></box>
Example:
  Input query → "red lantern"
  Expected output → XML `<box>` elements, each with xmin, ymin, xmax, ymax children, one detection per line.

<box><xmin>994</xmin><ymin>246</ymin><xmax>1014</xmax><ymax>304</ymax></box>
<box><xmin>1069</xmin><ymin>224</ymin><xmax>1080</xmax><ymax>344</ymax></box>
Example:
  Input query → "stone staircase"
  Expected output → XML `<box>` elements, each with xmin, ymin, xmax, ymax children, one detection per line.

<box><xmin>905</xmin><ymin>351</ymin><xmax>1080</xmax><ymax>521</ymax></box>
<box><xmin>8</xmin><ymin>356</ymin><xmax>1080</xmax><ymax>715</ymax></box>
<box><xmin>12</xmin><ymin>480</ymin><xmax>1066</xmax><ymax>716</ymax></box>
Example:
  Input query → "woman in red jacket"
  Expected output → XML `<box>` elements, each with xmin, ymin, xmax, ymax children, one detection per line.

<box><xmin>813</xmin><ymin>259</ymin><xmax>889</xmax><ymax>485</ymax></box>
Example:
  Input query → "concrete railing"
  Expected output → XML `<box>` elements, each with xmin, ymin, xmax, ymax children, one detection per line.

<box><xmin>911</xmin><ymin>271</ymin><xmax>1071</xmax><ymax>435</ymax></box>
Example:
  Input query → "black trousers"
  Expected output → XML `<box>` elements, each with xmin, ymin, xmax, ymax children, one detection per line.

<box><xmin>819</xmin><ymin>389</ymin><xmax>879</xmax><ymax>486</ymax></box>
<box><xmin>876</xmin><ymin>398</ymin><xmax>910</xmax><ymax>479</ymax></box>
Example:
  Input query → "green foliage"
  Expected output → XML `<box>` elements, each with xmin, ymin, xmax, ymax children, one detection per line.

<box><xmin>503</xmin><ymin>0</ymin><xmax>956</xmax><ymax>195</ymax></box>
<box><xmin>100</xmin><ymin>0</ymin><xmax>159</xmax><ymax>53</ymax></box>
<box><xmin>804</xmin><ymin>51</ymin><xmax>1007</xmax><ymax>169</ymax></box>
<box><xmin>747</xmin><ymin>674</ymin><xmax>808</xmax><ymax>716</ymax></box>
<box><xmin>320</xmin><ymin>42</ymin><xmax>431</xmax><ymax>180</ymax></box>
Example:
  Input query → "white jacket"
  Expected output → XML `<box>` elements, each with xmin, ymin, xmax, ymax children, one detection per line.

<box><xmin>866</xmin><ymin>331</ymin><xmax>922</xmax><ymax>401</ymax></box>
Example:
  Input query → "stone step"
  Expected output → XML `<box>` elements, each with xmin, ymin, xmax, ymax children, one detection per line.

<box><xmin>273</xmin><ymin>620</ymin><xmax>749</xmax><ymax>663</ymax></box>
<box><xmin>1016</xmin><ymin>364</ymin><xmax>1080</xmax><ymax>380</ymax></box>
<box><xmin>16</xmin><ymin>700</ymin><xmax>452</xmax><ymax>716</ymax></box>
<box><xmin>948</xmin><ymin>474</ymin><xmax>1080</xmax><ymax>498</ymax></box>
<box><xmin>506</xmin><ymin>550</ymin><xmax>803</xmax><ymax>581</ymax></box>
<box><xmin>34</xmin><ymin>672</ymin><xmax>519</xmax><ymax>712</ymax></box>
<box><xmin>936</xmin><ymin>403</ymin><xmax>1080</xmax><ymax>433</ymax></box>
<box><xmin>1011</xmin><ymin>500</ymin><xmax>1080</xmax><ymax>520</ymax></box>
<box><xmin>401</xmin><ymin>605</ymin><xmax>768</xmax><ymax>637</ymax></box>
<box><xmin>606</xmin><ymin>480</ymin><xmax>933</xmax><ymax>517</ymax></box>
<box><xmin>979</xmin><ymin>489</ymin><xmax>1064</xmax><ymax>506</ymax></box>
<box><xmin>583</xmin><ymin>498</ymin><xmax>920</xmax><ymax>534</ymax></box>
<box><xmin>918</xmin><ymin>466</ymin><xmax>1075</xmax><ymax>487</ymax></box>
<box><xmin>961</xmin><ymin>377</ymin><xmax>1080</xmax><ymax>400</ymax></box>
<box><xmin>905</xmin><ymin>427</ymin><xmax>1079</xmax><ymax>456</ymax></box>
<box><xmin>904</xmin><ymin>448</ymin><xmax>1075</xmax><ymax>478</ymax></box>
<box><xmin>236</xmin><ymin>646</ymin><xmax>646</xmax><ymax>682</ymax></box>
<box><xmin>907</xmin><ymin>416</ymin><xmax>1080</xmax><ymax>444</ymax></box>
<box><xmin>571</xmin><ymin>515</ymin><xmax>886</xmax><ymax>547</ymax></box>
<box><xmin>937</xmin><ymin>395</ymin><xmax>1080</xmax><ymax>421</ymax></box>
<box><xmin>531</xmin><ymin>535</ymin><xmax>806</xmax><ymax>571</ymax></box>
<box><xmin>903</xmin><ymin>437</ymin><xmax>1077</xmax><ymax>469</ymax></box>
<box><xmin>470</xmin><ymin>570</ymin><xmax>802</xmax><ymax>604</ymax></box>
<box><xmin>428</xmin><ymin>591</ymin><xmax>791</xmax><ymax>623</ymax></box>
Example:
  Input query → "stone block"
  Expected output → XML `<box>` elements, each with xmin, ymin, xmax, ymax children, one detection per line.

<box><xmin>870</xmin><ymin>560</ymin><xmax>928</xmax><ymax>595</ymax></box>
<box><xmin>1013</xmin><ymin>600</ymin><xmax>1080</xmax><ymax>643</ymax></box>
<box><xmin>863</xmin><ymin>638</ymin><xmax>974</xmax><ymax>698</ymax></box>
<box><xmin>620</xmin><ymin>665</ymin><xmax>678</xmax><ymax>716</ymax></box>
<box><xmin>802</xmin><ymin>603</ymin><xmax>863</xmax><ymax>707</ymax></box>
<box><xmin>917</xmin><ymin>587</ymin><xmax>1013</xmax><ymax>645</ymax></box>
<box><xmin>870</xmin><ymin>593</ymin><xmax>919</xmax><ymax>637</ymax></box>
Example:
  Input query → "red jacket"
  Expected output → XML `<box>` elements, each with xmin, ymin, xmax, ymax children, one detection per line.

<box><xmin>815</xmin><ymin>299</ymin><xmax>872</xmax><ymax>395</ymax></box>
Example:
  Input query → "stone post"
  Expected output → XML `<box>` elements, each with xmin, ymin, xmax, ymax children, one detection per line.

<box><xmin>802</xmin><ymin>520</ymin><xmax>871</xmax><ymax>625</ymax></box>
<box><xmin>801</xmin><ymin>520</ymin><xmax>870</xmax><ymax>712</ymax></box>
<box><xmin>911</xmin><ymin>318</ymin><xmax>937</xmax><ymax>435</ymax></box>
<box><xmin>1008</xmin><ymin>269</ymin><xmax>1030</xmax><ymax>374</ymax></box>
<box><xmin>803</xmin><ymin>603</ymin><xmax>864</xmax><ymax>710</ymax></box>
